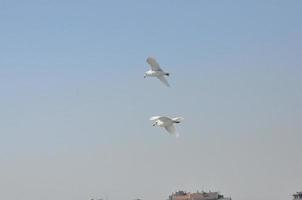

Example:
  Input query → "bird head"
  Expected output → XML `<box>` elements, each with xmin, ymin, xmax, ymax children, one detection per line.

<box><xmin>152</xmin><ymin>121</ymin><xmax>158</xmax><ymax>126</ymax></box>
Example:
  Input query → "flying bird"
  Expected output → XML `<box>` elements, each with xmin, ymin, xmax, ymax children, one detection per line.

<box><xmin>144</xmin><ymin>57</ymin><xmax>170</xmax><ymax>87</ymax></box>
<box><xmin>150</xmin><ymin>116</ymin><xmax>184</xmax><ymax>137</ymax></box>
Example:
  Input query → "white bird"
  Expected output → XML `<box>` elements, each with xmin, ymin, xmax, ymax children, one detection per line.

<box><xmin>149</xmin><ymin>116</ymin><xmax>184</xmax><ymax>137</ymax></box>
<box><xmin>144</xmin><ymin>57</ymin><xmax>170</xmax><ymax>87</ymax></box>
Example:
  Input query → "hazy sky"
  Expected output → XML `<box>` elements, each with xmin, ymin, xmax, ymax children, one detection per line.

<box><xmin>0</xmin><ymin>1</ymin><xmax>302</xmax><ymax>200</ymax></box>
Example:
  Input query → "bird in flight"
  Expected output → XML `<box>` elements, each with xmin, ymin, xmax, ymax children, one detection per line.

<box><xmin>150</xmin><ymin>116</ymin><xmax>184</xmax><ymax>137</ymax></box>
<box><xmin>144</xmin><ymin>57</ymin><xmax>170</xmax><ymax>87</ymax></box>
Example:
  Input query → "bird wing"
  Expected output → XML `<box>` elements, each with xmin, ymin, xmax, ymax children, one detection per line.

<box><xmin>164</xmin><ymin>124</ymin><xmax>177</xmax><ymax>134</ymax></box>
<box><xmin>157</xmin><ymin>76</ymin><xmax>170</xmax><ymax>87</ymax></box>
<box><xmin>172</xmin><ymin>117</ymin><xmax>184</xmax><ymax>123</ymax></box>
<box><xmin>146</xmin><ymin>57</ymin><xmax>162</xmax><ymax>71</ymax></box>
<box><xmin>158</xmin><ymin>116</ymin><xmax>172</xmax><ymax>123</ymax></box>
<box><xmin>150</xmin><ymin>116</ymin><xmax>162</xmax><ymax>121</ymax></box>
<box><xmin>150</xmin><ymin>116</ymin><xmax>171</xmax><ymax>122</ymax></box>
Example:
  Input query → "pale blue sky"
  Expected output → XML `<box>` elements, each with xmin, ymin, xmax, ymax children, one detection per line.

<box><xmin>0</xmin><ymin>1</ymin><xmax>302</xmax><ymax>200</ymax></box>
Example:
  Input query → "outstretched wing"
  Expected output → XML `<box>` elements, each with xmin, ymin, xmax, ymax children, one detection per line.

<box><xmin>157</xmin><ymin>76</ymin><xmax>170</xmax><ymax>87</ymax></box>
<box><xmin>172</xmin><ymin>117</ymin><xmax>184</xmax><ymax>123</ymax></box>
<box><xmin>164</xmin><ymin>124</ymin><xmax>177</xmax><ymax>134</ymax></box>
<box><xmin>157</xmin><ymin>116</ymin><xmax>172</xmax><ymax>123</ymax></box>
<box><xmin>150</xmin><ymin>116</ymin><xmax>171</xmax><ymax>122</ymax></box>
<box><xmin>150</xmin><ymin>116</ymin><xmax>162</xmax><ymax>121</ymax></box>
<box><xmin>146</xmin><ymin>57</ymin><xmax>162</xmax><ymax>71</ymax></box>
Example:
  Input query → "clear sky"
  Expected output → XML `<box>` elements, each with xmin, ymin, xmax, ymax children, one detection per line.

<box><xmin>0</xmin><ymin>1</ymin><xmax>302</xmax><ymax>200</ymax></box>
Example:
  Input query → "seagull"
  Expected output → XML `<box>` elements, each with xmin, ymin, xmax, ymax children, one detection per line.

<box><xmin>150</xmin><ymin>116</ymin><xmax>184</xmax><ymax>137</ymax></box>
<box><xmin>144</xmin><ymin>57</ymin><xmax>170</xmax><ymax>87</ymax></box>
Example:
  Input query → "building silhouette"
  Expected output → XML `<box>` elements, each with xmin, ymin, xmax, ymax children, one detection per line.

<box><xmin>168</xmin><ymin>190</ymin><xmax>231</xmax><ymax>200</ymax></box>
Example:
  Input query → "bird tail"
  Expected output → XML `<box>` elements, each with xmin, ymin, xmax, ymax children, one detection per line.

<box><xmin>172</xmin><ymin>117</ymin><xmax>184</xmax><ymax>123</ymax></box>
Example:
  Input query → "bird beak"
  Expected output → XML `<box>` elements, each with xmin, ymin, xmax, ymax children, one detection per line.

<box><xmin>144</xmin><ymin>75</ymin><xmax>146</xmax><ymax>78</ymax></box>
<box><xmin>152</xmin><ymin>123</ymin><xmax>156</xmax><ymax>126</ymax></box>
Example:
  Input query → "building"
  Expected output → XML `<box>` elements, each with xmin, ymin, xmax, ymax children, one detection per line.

<box><xmin>169</xmin><ymin>191</ymin><xmax>231</xmax><ymax>200</ymax></box>
<box><xmin>293</xmin><ymin>192</ymin><xmax>302</xmax><ymax>200</ymax></box>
